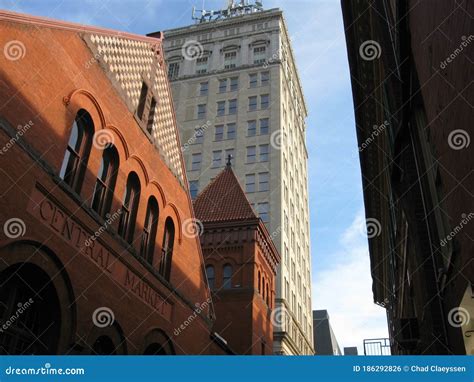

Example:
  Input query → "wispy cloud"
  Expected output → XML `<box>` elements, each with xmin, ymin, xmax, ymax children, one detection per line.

<box><xmin>312</xmin><ymin>210</ymin><xmax>389</xmax><ymax>354</ymax></box>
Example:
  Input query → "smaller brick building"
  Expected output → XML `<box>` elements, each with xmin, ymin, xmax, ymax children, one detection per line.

<box><xmin>194</xmin><ymin>161</ymin><xmax>280</xmax><ymax>355</ymax></box>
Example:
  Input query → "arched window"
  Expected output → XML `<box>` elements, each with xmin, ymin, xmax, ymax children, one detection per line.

<box><xmin>257</xmin><ymin>271</ymin><xmax>261</xmax><ymax>293</ymax></box>
<box><xmin>92</xmin><ymin>335</ymin><xmax>117</xmax><ymax>355</ymax></box>
<box><xmin>91</xmin><ymin>145</ymin><xmax>119</xmax><ymax>217</ymax></box>
<box><xmin>140</xmin><ymin>197</ymin><xmax>159</xmax><ymax>264</ymax></box>
<box><xmin>118</xmin><ymin>172</ymin><xmax>141</xmax><ymax>244</ymax></box>
<box><xmin>266</xmin><ymin>283</ymin><xmax>269</xmax><ymax>306</ymax></box>
<box><xmin>223</xmin><ymin>264</ymin><xmax>233</xmax><ymax>289</ymax></box>
<box><xmin>159</xmin><ymin>218</ymin><xmax>175</xmax><ymax>281</ymax></box>
<box><xmin>59</xmin><ymin>110</ymin><xmax>93</xmax><ymax>193</ymax></box>
<box><xmin>262</xmin><ymin>276</ymin><xmax>266</xmax><ymax>299</ymax></box>
<box><xmin>206</xmin><ymin>265</ymin><xmax>215</xmax><ymax>290</ymax></box>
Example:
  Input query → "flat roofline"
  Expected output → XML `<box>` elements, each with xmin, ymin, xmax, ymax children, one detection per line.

<box><xmin>0</xmin><ymin>9</ymin><xmax>162</xmax><ymax>44</ymax></box>
<box><xmin>157</xmin><ymin>7</ymin><xmax>282</xmax><ymax>36</ymax></box>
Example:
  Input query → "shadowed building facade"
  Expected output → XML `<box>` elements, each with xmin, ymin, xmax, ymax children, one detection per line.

<box><xmin>0</xmin><ymin>10</ymin><xmax>231</xmax><ymax>355</ymax></box>
<box><xmin>194</xmin><ymin>161</ymin><xmax>280</xmax><ymax>354</ymax></box>
<box><xmin>342</xmin><ymin>0</ymin><xmax>473</xmax><ymax>354</ymax></box>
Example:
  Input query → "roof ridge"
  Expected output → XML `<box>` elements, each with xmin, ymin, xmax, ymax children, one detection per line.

<box><xmin>193</xmin><ymin>166</ymin><xmax>258</xmax><ymax>223</ymax></box>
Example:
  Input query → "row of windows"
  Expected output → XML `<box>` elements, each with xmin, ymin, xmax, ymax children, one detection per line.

<box><xmin>198</xmin><ymin>72</ymin><xmax>270</xmax><ymax>96</ymax></box>
<box><xmin>192</xmin><ymin>119</ymin><xmax>270</xmax><ymax>146</ymax></box>
<box><xmin>205</xmin><ymin>265</ymin><xmax>272</xmax><ymax>308</ymax></box>
<box><xmin>206</xmin><ymin>264</ymin><xmax>232</xmax><ymax>290</ymax></box>
<box><xmin>196</xmin><ymin>95</ymin><xmax>269</xmax><ymax>119</ymax></box>
<box><xmin>168</xmin><ymin>45</ymin><xmax>269</xmax><ymax>79</ymax></box>
<box><xmin>59</xmin><ymin>110</ymin><xmax>175</xmax><ymax>281</ymax></box>
<box><xmin>189</xmin><ymin>144</ymin><xmax>269</xmax><ymax>171</ymax></box>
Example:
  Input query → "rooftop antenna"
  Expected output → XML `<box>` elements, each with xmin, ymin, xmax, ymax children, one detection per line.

<box><xmin>192</xmin><ymin>0</ymin><xmax>263</xmax><ymax>23</ymax></box>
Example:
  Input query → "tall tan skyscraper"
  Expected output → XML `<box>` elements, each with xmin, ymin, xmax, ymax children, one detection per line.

<box><xmin>159</xmin><ymin>1</ymin><xmax>313</xmax><ymax>355</ymax></box>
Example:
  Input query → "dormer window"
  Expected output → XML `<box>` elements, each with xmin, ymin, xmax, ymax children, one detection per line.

<box><xmin>136</xmin><ymin>80</ymin><xmax>157</xmax><ymax>136</ymax></box>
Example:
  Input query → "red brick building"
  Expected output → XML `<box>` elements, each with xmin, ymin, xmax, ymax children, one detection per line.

<box><xmin>194</xmin><ymin>162</ymin><xmax>280</xmax><ymax>354</ymax></box>
<box><xmin>0</xmin><ymin>10</ymin><xmax>231</xmax><ymax>355</ymax></box>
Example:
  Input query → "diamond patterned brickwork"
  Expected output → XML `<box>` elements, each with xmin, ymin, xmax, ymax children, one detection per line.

<box><xmin>85</xmin><ymin>33</ymin><xmax>185</xmax><ymax>186</ymax></box>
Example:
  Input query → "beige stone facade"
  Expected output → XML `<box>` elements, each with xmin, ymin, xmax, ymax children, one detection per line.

<box><xmin>162</xmin><ymin>8</ymin><xmax>313</xmax><ymax>355</ymax></box>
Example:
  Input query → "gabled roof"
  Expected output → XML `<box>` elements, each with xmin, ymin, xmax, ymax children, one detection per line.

<box><xmin>193</xmin><ymin>165</ymin><xmax>257</xmax><ymax>223</ymax></box>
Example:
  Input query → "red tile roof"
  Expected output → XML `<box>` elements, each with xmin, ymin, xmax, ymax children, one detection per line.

<box><xmin>193</xmin><ymin>165</ymin><xmax>257</xmax><ymax>223</ymax></box>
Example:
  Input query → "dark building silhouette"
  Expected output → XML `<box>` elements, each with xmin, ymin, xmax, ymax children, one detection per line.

<box><xmin>312</xmin><ymin>310</ymin><xmax>342</xmax><ymax>355</ymax></box>
<box><xmin>194</xmin><ymin>162</ymin><xmax>280</xmax><ymax>355</ymax></box>
<box><xmin>342</xmin><ymin>0</ymin><xmax>473</xmax><ymax>354</ymax></box>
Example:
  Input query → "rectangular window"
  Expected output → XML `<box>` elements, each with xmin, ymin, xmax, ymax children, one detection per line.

<box><xmin>215</xmin><ymin>125</ymin><xmax>224</xmax><ymax>141</ymax></box>
<box><xmin>199</xmin><ymin>82</ymin><xmax>208</xmax><ymax>96</ymax></box>
<box><xmin>257</xmin><ymin>202</ymin><xmax>269</xmax><ymax>222</ymax></box>
<box><xmin>224</xmin><ymin>51</ymin><xmax>237</xmax><ymax>68</ymax></box>
<box><xmin>253</xmin><ymin>46</ymin><xmax>266</xmax><ymax>64</ymax></box>
<box><xmin>217</xmin><ymin>101</ymin><xmax>226</xmax><ymax>116</ymax></box>
<box><xmin>258</xmin><ymin>172</ymin><xmax>269</xmax><ymax>192</ymax></box>
<box><xmin>245</xmin><ymin>174</ymin><xmax>255</xmax><ymax>193</ymax></box>
<box><xmin>246</xmin><ymin>146</ymin><xmax>256</xmax><ymax>163</ymax></box>
<box><xmin>230</xmin><ymin>77</ymin><xmax>239</xmax><ymax>91</ymax></box>
<box><xmin>168</xmin><ymin>62</ymin><xmax>179</xmax><ymax>79</ymax></box>
<box><xmin>196</xmin><ymin>56</ymin><xmax>208</xmax><ymax>74</ymax></box>
<box><xmin>191</xmin><ymin>153</ymin><xmax>202</xmax><ymax>171</ymax></box>
<box><xmin>189</xmin><ymin>180</ymin><xmax>199</xmax><ymax>199</ymax></box>
<box><xmin>228</xmin><ymin>99</ymin><xmax>237</xmax><ymax>114</ymax></box>
<box><xmin>247</xmin><ymin>120</ymin><xmax>257</xmax><ymax>136</ymax></box>
<box><xmin>219</xmin><ymin>79</ymin><xmax>227</xmax><ymax>93</ymax></box>
<box><xmin>249</xmin><ymin>73</ymin><xmax>258</xmax><ymax>88</ymax></box>
<box><xmin>259</xmin><ymin>118</ymin><xmax>269</xmax><ymax>135</ymax></box>
<box><xmin>259</xmin><ymin>144</ymin><xmax>269</xmax><ymax>162</ymax></box>
<box><xmin>248</xmin><ymin>96</ymin><xmax>257</xmax><ymax>111</ymax></box>
<box><xmin>261</xmin><ymin>94</ymin><xmax>269</xmax><ymax>109</ymax></box>
<box><xmin>227</xmin><ymin>123</ymin><xmax>236</xmax><ymax>139</ymax></box>
<box><xmin>197</xmin><ymin>104</ymin><xmax>206</xmax><ymax>119</ymax></box>
<box><xmin>212</xmin><ymin>150</ymin><xmax>222</xmax><ymax>168</ymax></box>
<box><xmin>261</xmin><ymin>71</ymin><xmax>269</xmax><ymax>86</ymax></box>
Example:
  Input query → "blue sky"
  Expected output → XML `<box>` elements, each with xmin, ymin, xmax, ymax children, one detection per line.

<box><xmin>0</xmin><ymin>0</ymin><xmax>388</xmax><ymax>352</ymax></box>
